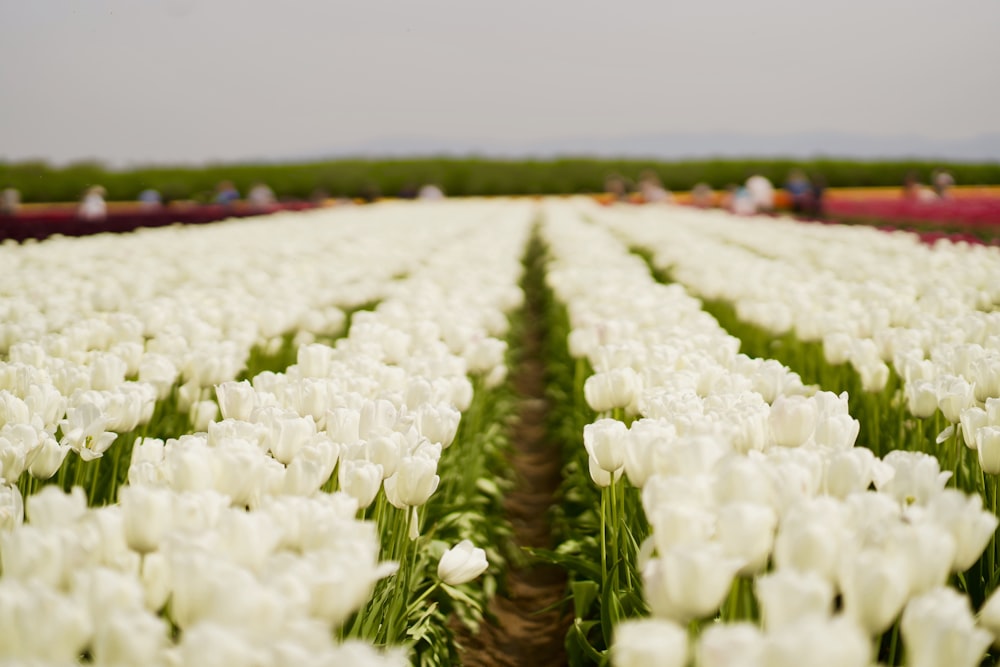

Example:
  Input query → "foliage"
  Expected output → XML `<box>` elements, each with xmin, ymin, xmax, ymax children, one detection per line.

<box><xmin>3</xmin><ymin>157</ymin><xmax>1000</xmax><ymax>202</ymax></box>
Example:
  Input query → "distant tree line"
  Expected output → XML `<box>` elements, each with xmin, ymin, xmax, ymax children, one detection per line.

<box><xmin>2</xmin><ymin>157</ymin><xmax>999</xmax><ymax>203</ymax></box>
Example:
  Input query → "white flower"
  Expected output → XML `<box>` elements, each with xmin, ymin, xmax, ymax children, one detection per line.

<box><xmin>715</xmin><ymin>502</ymin><xmax>777</xmax><ymax>575</ymax></box>
<box><xmin>583</xmin><ymin>418</ymin><xmax>627</xmax><ymax>474</ymax></box>
<box><xmin>643</xmin><ymin>543</ymin><xmax>743</xmax><ymax>623</ymax></box>
<box><xmin>756</xmin><ymin>569</ymin><xmax>833</xmax><ymax>631</ymax></box>
<box><xmin>837</xmin><ymin>548</ymin><xmax>912</xmax><ymax>635</ymax></box>
<box><xmin>875</xmin><ymin>450</ymin><xmax>951</xmax><ymax>506</ymax></box>
<box><xmin>768</xmin><ymin>395</ymin><xmax>817</xmax><ymax>448</ymax></box>
<box><xmin>215</xmin><ymin>380</ymin><xmax>257</xmax><ymax>421</ymax></box>
<box><xmin>902</xmin><ymin>587</ymin><xmax>992</xmax><ymax>667</ymax></box>
<box><xmin>0</xmin><ymin>482</ymin><xmax>24</xmax><ymax>532</ymax></box>
<box><xmin>612</xmin><ymin>617</ymin><xmax>688</xmax><ymax>667</ymax></box>
<box><xmin>760</xmin><ymin>615</ymin><xmax>870</xmax><ymax>667</ymax></box>
<box><xmin>927</xmin><ymin>489</ymin><xmax>998</xmax><ymax>571</ymax></box>
<box><xmin>584</xmin><ymin>367</ymin><xmax>640</xmax><ymax>413</ymax></box>
<box><xmin>59</xmin><ymin>402</ymin><xmax>117</xmax><ymax>461</ymax></box>
<box><xmin>696</xmin><ymin>622</ymin><xmax>764</xmax><ymax>667</ymax></box>
<box><xmin>437</xmin><ymin>539</ymin><xmax>489</xmax><ymax>585</ymax></box>
<box><xmin>120</xmin><ymin>485</ymin><xmax>173</xmax><ymax>555</ymax></box>
<box><xmin>384</xmin><ymin>456</ymin><xmax>439</xmax><ymax>509</ymax></box>
<box><xmin>976</xmin><ymin>426</ymin><xmax>1000</xmax><ymax>474</ymax></box>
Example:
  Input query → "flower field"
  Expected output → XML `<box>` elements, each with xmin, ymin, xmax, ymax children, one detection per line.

<box><xmin>2</xmin><ymin>198</ymin><xmax>1000</xmax><ymax>666</ymax></box>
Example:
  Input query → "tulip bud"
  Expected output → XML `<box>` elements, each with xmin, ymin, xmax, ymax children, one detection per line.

<box><xmin>977</xmin><ymin>426</ymin><xmax>1000</xmax><ymax>475</ymax></box>
<box><xmin>437</xmin><ymin>539</ymin><xmax>489</xmax><ymax>585</ymax></box>
<box><xmin>215</xmin><ymin>380</ymin><xmax>256</xmax><ymax>421</ymax></box>
<box><xmin>584</xmin><ymin>418</ymin><xmax>627</xmax><ymax>474</ymax></box>
<box><xmin>768</xmin><ymin>395</ymin><xmax>817</xmax><ymax>448</ymax></box>
<box><xmin>27</xmin><ymin>435</ymin><xmax>70</xmax><ymax>480</ymax></box>
<box><xmin>585</xmin><ymin>368</ymin><xmax>640</xmax><ymax>413</ymax></box>
<box><xmin>588</xmin><ymin>454</ymin><xmax>624</xmax><ymax>488</ymax></box>
<box><xmin>384</xmin><ymin>456</ymin><xmax>439</xmax><ymax>509</ymax></box>
<box><xmin>339</xmin><ymin>459</ymin><xmax>383</xmax><ymax>509</ymax></box>
<box><xmin>905</xmin><ymin>379</ymin><xmax>939</xmax><ymax>419</ymax></box>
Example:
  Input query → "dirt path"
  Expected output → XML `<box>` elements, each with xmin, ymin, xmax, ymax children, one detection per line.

<box><xmin>456</xmin><ymin>300</ymin><xmax>571</xmax><ymax>666</ymax></box>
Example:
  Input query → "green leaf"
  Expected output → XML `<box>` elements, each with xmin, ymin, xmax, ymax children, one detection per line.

<box><xmin>571</xmin><ymin>580</ymin><xmax>599</xmax><ymax>620</ymax></box>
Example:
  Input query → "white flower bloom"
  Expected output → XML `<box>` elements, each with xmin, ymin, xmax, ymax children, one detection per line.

<box><xmin>437</xmin><ymin>539</ymin><xmax>489</xmax><ymax>585</ymax></box>
<box><xmin>903</xmin><ymin>587</ymin><xmax>992</xmax><ymax>667</ymax></box>
<box><xmin>612</xmin><ymin>617</ymin><xmax>688</xmax><ymax>667</ymax></box>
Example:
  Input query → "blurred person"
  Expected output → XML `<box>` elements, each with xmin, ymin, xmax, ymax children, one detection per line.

<box><xmin>247</xmin><ymin>182</ymin><xmax>276</xmax><ymax>209</ymax></box>
<box><xmin>417</xmin><ymin>183</ymin><xmax>445</xmax><ymax>200</ymax></box>
<box><xmin>638</xmin><ymin>170</ymin><xmax>673</xmax><ymax>204</ymax></box>
<box><xmin>690</xmin><ymin>182</ymin><xmax>714</xmax><ymax>208</ymax></box>
<box><xmin>807</xmin><ymin>173</ymin><xmax>827</xmax><ymax>217</ymax></box>
<box><xmin>932</xmin><ymin>169</ymin><xmax>955</xmax><ymax>198</ymax></box>
<box><xmin>745</xmin><ymin>173</ymin><xmax>775</xmax><ymax>213</ymax></box>
<box><xmin>902</xmin><ymin>171</ymin><xmax>921</xmax><ymax>201</ymax></box>
<box><xmin>903</xmin><ymin>171</ymin><xmax>937</xmax><ymax>202</ymax></box>
<box><xmin>214</xmin><ymin>180</ymin><xmax>240</xmax><ymax>207</ymax></box>
<box><xmin>78</xmin><ymin>186</ymin><xmax>107</xmax><ymax>222</ymax></box>
<box><xmin>397</xmin><ymin>183</ymin><xmax>419</xmax><ymax>199</ymax></box>
<box><xmin>138</xmin><ymin>188</ymin><xmax>162</xmax><ymax>210</ymax></box>
<box><xmin>0</xmin><ymin>187</ymin><xmax>20</xmax><ymax>216</ymax></box>
<box><xmin>723</xmin><ymin>184</ymin><xmax>755</xmax><ymax>215</ymax></box>
<box><xmin>604</xmin><ymin>174</ymin><xmax>631</xmax><ymax>203</ymax></box>
<box><xmin>784</xmin><ymin>169</ymin><xmax>812</xmax><ymax>213</ymax></box>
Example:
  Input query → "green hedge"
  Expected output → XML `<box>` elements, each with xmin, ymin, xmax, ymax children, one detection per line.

<box><xmin>2</xmin><ymin>157</ymin><xmax>999</xmax><ymax>203</ymax></box>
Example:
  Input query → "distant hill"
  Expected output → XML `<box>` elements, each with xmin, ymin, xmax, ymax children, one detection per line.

<box><xmin>309</xmin><ymin>131</ymin><xmax>1000</xmax><ymax>163</ymax></box>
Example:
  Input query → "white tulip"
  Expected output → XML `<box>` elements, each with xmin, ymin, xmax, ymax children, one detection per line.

<box><xmin>976</xmin><ymin>426</ymin><xmax>1000</xmax><ymax>474</ymax></box>
<box><xmin>215</xmin><ymin>380</ymin><xmax>257</xmax><ymax>422</ymax></box>
<box><xmin>384</xmin><ymin>455</ymin><xmax>439</xmax><ymax>509</ymax></box>
<box><xmin>875</xmin><ymin>450</ymin><xmax>951</xmax><ymax>506</ymax></box>
<box><xmin>583</xmin><ymin>418</ymin><xmax>628</xmax><ymax>474</ymax></box>
<box><xmin>768</xmin><ymin>395</ymin><xmax>817</xmax><ymax>448</ymax></box>
<box><xmin>902</xmin><ymin>587</ymin><xmax>992</xmax><ymax>667</ymax></box>
<box><xmin>584</xmin><ymin>367</ymin><xmax>640</xmax><ymax>413</ymax></box>
<box><xmin>643</xmin><ymin>543</ymin><xmax>743</xmax><ymax>623</ymax></box>
<box><xmin>611</xmin><ymin>617</ymin><xmax>688</xmax><ymax>667</ymax></box>
<box><xmin>927</xmin><ymin>489</ymin><xmax>999</xmax><ymax>571</ymax></box>
<box><xmin>760</xmin><ymin>615</ymin><xmax>870</xmax><ymax>667</ymax></box>
<box><xmin>120</xmin><ymin>485</ymin><xmax>173</xmax><ymax>555</ymax></box>
<box><xmin>837</xmin><ymin>547</ymin><xmax>912</xmax><ymax>635</ymax></box>
<box><xmin>25</xmin><ymin>485</ymin><xmax>87</xmax><ymax>527</ymax></box>
<box><xmin>756</xmin><ymin>569</ymin><xmax>833</xmax><ymax>631</ymax></box>
<box><xmin>437</xmin><ymin>539</ymin><xmax>489</xmax><ymax>585</ymax></box>
<box><xmin>0</xmin><ymin>482</ymin><xmax>24</xmax><ymax>532</ymax></box>
<box><xmin>715</xmin><ymin>502</ymin><xmax>777</xmax><ymax>575</ymax></box>
<box><xmin>339</xmin><ymin>459</ymin><xmax>384</xmax><ymax>509</ymax></box>
<box><xmin>695</xmin><ymin>622</ymin><xmax>764</xmax><ymax>667</ymax></box>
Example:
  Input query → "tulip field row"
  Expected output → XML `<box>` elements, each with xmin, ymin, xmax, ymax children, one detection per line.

<box><xmin>2</xmin><ymin>198</ymin><xmax>1000</xmax><ymax>666</ymax></box>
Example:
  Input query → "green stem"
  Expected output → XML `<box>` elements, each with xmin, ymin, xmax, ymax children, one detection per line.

<box><xmin>600</xmin><ymin>486</ymin><xmax>608</xmax><ymax>592</ymax></box>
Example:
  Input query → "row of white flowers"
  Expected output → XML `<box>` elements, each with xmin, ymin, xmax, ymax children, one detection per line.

<box><xmin>0</xmin><ymin>200</ymin><xmax>531</xmax><ymax>665</ymax></box>
<box><xmin>539</xmin><ymin>200</ymin><xmax>1000</xmax><ymax>667</ymax></box>
<box><xmin>590</xmin><ymin>201</ymin><xmax>1000</xmax><ymax>465</ymax></box>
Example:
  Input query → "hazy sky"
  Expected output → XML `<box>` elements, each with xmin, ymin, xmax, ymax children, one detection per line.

<box><xmin>2</xmin><ymin>0</ymin><xmax>999</xmax><ymax>165</ymax></box>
